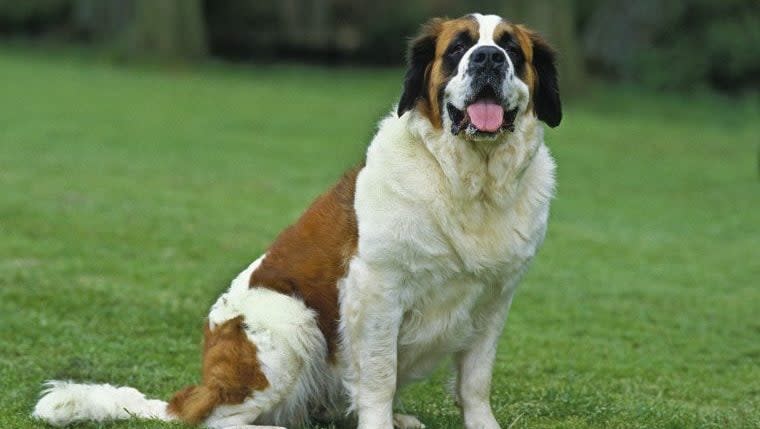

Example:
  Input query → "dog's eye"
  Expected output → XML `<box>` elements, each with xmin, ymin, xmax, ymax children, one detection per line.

<box><xmin>501</xmin><ymin>39</ymin><xmax>525</xmax><ymax>72</ymax></box>
<box><xmin>500</xmin><ymin>39</ymin><xmax>519</xmax><ymax>56</ymax></box>
<box><xmin>507</xmin><ymin>45</ymin><xmax>523</xmax><ymax>61</ymax></box>
<box><xmin>449</xmin><ymin>42</ymin><xmax>466</xmax><ymax>57</ymax></box>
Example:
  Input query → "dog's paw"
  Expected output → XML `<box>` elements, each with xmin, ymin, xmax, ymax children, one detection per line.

<box><xmin>393</xmin><ymin>413</ymin><xmax>426</xmax><ymax>429</ymax></box>
<box><xmin>464</xmin><ymin>413</ymin><xmax>501</xmax><ymax>429</ymax></box>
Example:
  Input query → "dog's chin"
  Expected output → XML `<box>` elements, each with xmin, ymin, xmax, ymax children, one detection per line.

<box><xmin>446</xmin><ymin>102</ymin><xmax>519</xmax><ymax>142</ymax></box>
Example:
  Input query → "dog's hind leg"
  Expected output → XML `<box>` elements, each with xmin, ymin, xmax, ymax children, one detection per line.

<box><xmin>169</xmin><ymin>286</ymin><xmax>334</xmax><ymax>429</ymax></box>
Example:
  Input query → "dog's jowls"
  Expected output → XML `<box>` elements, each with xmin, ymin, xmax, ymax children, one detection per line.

<box><xmin>34</xmin><ymin>13</ymin><xmax>561</xmax><ymax>429</ymax></box>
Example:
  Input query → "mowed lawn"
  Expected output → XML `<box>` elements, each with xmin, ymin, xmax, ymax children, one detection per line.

<box><xmin>0</xmin><ymin>47</ymin><xmax>758</xmax><ymax>429</ymax></box>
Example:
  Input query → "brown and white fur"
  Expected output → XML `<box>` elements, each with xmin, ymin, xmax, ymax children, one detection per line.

<box><xmin>33</xmin><ymin>13</ymin><xmax>561</xmax><ymax>429</ymax></box>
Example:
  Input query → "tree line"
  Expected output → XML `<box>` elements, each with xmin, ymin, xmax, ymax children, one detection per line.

<box><xmin>0</xmin><ymin>0</ymin><xmax>757</xmax><ymax>92</ymax></box>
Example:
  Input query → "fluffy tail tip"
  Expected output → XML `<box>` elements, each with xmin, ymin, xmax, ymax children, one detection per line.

<box><xmin>32</xmin><ymin>380</ymin><xmax>172</xmax><ymax>426</ymax></box>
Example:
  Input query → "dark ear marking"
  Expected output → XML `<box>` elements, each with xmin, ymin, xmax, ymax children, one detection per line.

<box><xmin>397</xmin><ymin>19</ymin><xmax>442</xmax><ymax>117</ymax></box>
<box><xmin>530</xmin><ymin>33</ymin><xmax>562</xmax><ymax>128</ymax></box>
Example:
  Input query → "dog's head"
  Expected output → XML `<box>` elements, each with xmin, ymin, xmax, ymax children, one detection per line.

<box><xmin>398</xmin><ymin>13</ymin><xmax>561</xmax><ymax>141</ymax></box>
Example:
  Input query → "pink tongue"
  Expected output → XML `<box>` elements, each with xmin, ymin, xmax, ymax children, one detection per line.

<box><xmin>466</xmin><ymin>101</ymin><xmax>504</xmax><ymax>132</ymax></box>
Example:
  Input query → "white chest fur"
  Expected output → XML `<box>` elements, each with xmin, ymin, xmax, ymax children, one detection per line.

<box><xmin>354</xmin><ymin>112</ymin><xmax>554</xmax><ymax>277</ymax></box>
<box><xmin>341</xmin><ymin>112</ymin><xmax>556</xmax><ymax>385</ymax></box>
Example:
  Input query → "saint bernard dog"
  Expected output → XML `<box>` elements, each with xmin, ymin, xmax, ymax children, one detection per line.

<box><xmin>34</xmin><ymin>12</ymin><xmax>561</xmax><ymax>429</ymax></box>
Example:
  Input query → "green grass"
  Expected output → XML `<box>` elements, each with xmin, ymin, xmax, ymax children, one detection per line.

<box><xmin>1</xmin><ymin>47</ymin><xmax>758</xmax><ymax>429</ymax></box>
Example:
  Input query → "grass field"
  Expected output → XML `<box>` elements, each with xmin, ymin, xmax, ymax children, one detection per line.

<box><xmin>0</xmin><ymin>47</ymin><xmax>758</xmax><ymax>429</ymax></box>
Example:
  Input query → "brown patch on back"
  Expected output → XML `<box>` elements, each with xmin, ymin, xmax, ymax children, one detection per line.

<box><xmin>168</xmin><ymin>317</ymin><xmax>269</xmax><ymax>424</ymax></box>
<box><xmin>249</xmin><ymin>166</ymin><xmax>362</xmax><ymax>359</ymax></box>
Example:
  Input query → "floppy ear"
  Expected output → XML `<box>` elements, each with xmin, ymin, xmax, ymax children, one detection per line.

<box><xmin>397</xmin><ymin>19</ymin><xmax>442</xmax><ymax>117</ymax></box>
<box><xmin>529</xmin><ymin>33</ymin><xmax>562</xmax><ymax>127</ymax></box>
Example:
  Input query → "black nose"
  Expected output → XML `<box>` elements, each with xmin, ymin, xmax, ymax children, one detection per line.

<box><xmin>470</xmin><ymin>46</ymin><xmax>506</xmax><ymax>70</ymax></box>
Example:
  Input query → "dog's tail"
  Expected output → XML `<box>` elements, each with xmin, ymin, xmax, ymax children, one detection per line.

<box><xmin>32</xmin><ymin>380</ymin><xmax>175</xmax><ymax>427</ymax></box>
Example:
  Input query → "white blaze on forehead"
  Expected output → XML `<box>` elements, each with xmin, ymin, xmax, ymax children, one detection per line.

<box><xmin>471</xmin><ymin>13</ymin><xmax>503</xmax><ymax>45</ymax></box>
<box><xmin>452</xmin><ymin>13</ymin><xmax>506</xmax><ymax>80</ymax></box>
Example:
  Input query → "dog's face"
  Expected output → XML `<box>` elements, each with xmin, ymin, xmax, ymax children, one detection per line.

<box><xmin>398</xmin><ymin>13</ymin><xmax>562</xmax><ymax>141</ymax></box>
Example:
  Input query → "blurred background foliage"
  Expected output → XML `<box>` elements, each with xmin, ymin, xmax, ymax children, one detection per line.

<box><xmin>0</xmin><ymin>0</ymin><xmax>758</xmax><ymax>93</ymax></box>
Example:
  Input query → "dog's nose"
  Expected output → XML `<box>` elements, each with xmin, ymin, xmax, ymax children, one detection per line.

<box><xmin>470</xmin><ymin>46</ymin><xmax>506</xmax><ymax>70</ymax></box>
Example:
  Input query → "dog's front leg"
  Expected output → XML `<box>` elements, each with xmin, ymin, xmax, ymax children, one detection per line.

<box><xmin>454</xmin><ymin>289</ymin><xmax>515</xmax><ymax>429</ymax></box>
<box><xmin>341</xmin><ymin>261</ymin><xmax>402</xmax><ymax>429</ymax></box>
